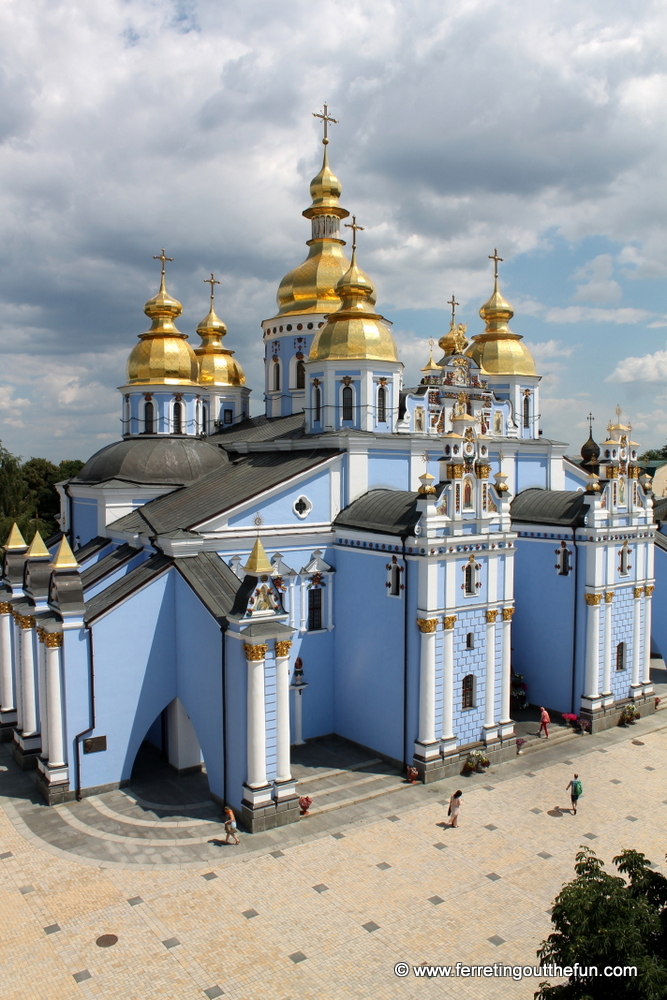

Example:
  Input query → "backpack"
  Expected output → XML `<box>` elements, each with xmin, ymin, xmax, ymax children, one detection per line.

<box><xmin>573</xmin><ymin>780</ymin><xmax>583</xmax><ymax>797</ymax></box>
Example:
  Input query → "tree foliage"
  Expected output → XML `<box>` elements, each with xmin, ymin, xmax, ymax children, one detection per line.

<box><xmin>639</xmin><ymin>447</ymin><xmax>667</xmax><ymax>462</ymax></box>
<box><xmin>0</xmin><ymin>442</ymin><xmax>83</xmax><ymax>543</ymax></box>
<box><xmin>535</xmin><ymin>848</ymin><xmax>667</xmax><ymax>999</ymax></box>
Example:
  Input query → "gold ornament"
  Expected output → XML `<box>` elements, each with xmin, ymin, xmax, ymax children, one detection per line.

<box><xmin>443</xmin><ymin>615</ymin><xmax>457</xmax><ymax>630</ymax></box>
<box><xmin>584</xmin><ymin>594</ymin><xmax>601</xmax><ymax>606</ymax></box>
<box><xmin>275</xmin><ymin>641</ymin><xmax>293</xmax><ymax>658</ymax></box>
<box><xmin>244</xmin><ymin>643</ymin><xmax>269</xmax><ymax>661</ymax></box>
<box><xmin>416</xmin><ymin>618</ymin><xmax>438</xmax><ymax>633</ymax></box>
<box><xmin>604</xmin><ymin>591</ymin><xmax>614</xmax><ymax>603</ymax></box>
<box><xmin>44</xmin><ymin>632</ymin><xmax>63</xmax><ymax>648</ymax></box>
<box><xmin>502</xmin><ymin>607</ymin><xmax>515</xmax><ymax>621</ymax></box>
<box><xmin>485</xmin><ymin>609</ymin><xmax>498</xmax><ymax>623</ymax></box>
<box><xmin>645</xmin><ymin>585</ymin><xmax>655</xmax><ymax>597</ymax></box>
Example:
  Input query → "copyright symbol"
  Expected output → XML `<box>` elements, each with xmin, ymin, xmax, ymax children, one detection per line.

<box><xmin>394</xmin><ymin>963</ymin><xmax>410</xmax><ymax>977</ymax></box>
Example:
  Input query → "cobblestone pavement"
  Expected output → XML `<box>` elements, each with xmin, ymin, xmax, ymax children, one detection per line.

<box><xmin>1</xmin><ymin>711</ymin><xmax>666</xmax><ymax>999</ymax></box>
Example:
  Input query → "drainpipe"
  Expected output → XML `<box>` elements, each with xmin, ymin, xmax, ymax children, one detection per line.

<box><xmin>570</xmin><ymin>528</ymin><xmax>579</xmax><ymax>715</ymax></box>
<box><xmin>221</xmin><ymin>621</ymin><xmax>228</xmax><ymax>806</ymax></box>
<box><xmin>75</xmin><ymin>625</ymin><xmax>96</xmax><ymax>800</ymax></box>
<box><xmin>401</xmin><ymin>533</ymin><xmax>409</xmax><ymax>768</ymax></box>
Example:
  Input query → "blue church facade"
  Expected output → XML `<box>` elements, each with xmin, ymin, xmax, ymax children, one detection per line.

<box><xmin>0</xmin><ymin>127</ymin><xmax>658</xmax><ymax>831</ymax></box>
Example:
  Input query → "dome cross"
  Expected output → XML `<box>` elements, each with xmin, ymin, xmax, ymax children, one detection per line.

<box><xmin>313</xmin><ymin>103</ymin><xmax>338</xmax><ymax>145</ymax></box>
<box><xmin>447</xmin><ymin>293</ymin><xmax>459</xmax><ymax>325</ymax></box>
<box><xmin>203</xmin><ymin>272</ymin><xmax>220</xmax><ymax>307</ymax></box>
<box><xmin>587</xmin><ymin>412</ymin><xmax>594</xmax><ymax>434</ymax></box>
<box><xmin>488</xmin><ymin>248</ymin><xmax>504</xmax><ymax>282</ymax></box>
<box><xmin>344</xmin><ymin>214</ymin><xmax>364</xmax><ymax>251</ymax></box>
<box><xmin>153</xmin><ymin>248</ymin><xmax>173</xmax><ymax>278</ymax></box>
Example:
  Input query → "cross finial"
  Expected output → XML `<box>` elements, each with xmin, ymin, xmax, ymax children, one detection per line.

<box><xmin>447</xmin><ymin>293</ymin><xmax>459</xmax><ymax>325</ymax></box>
<box><xmin>153</xmin><ymin>248</ymin><xmax>173</xmax><ymax>278</ymax></box>
<box><xmin>488</xmin><ymin>248</ymin><xmax>504</xmax><ymax>282</ymax></box>
<box><xmin>587</xmin><ymin>412</ymin><xmax>594</xmax><ymax>435</ymax></box>
<box><xmin>428</xmin><ymin>337</ymin><xmax>435</xmax><ymax>359</ymax></box>
<box><xmin>203</xmin><ymin>272</ymin><xmax>220</xmax><ymax>308</ymax></box>
<box><xmin>615</xmin><ymin>403</ymin><xmax>622</xmax><ymax>422</ymax></box>
<box><xmin>313</xmin><ymin>102</ymin><xmax>338</xmax><ymax>145</ymax></box>
<box><xmin>344</xmin><ymin>214</ymin><xmax>364</xmax><ymax>252</ymax></box>
<box><xmin>422</xmin><ymin>451</ymin><xmax>430</xmax><ymax>469</ymax></box>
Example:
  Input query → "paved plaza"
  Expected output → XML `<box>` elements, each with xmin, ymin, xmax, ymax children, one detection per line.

<box><xmin>1</xmin><ymin>711</ymin><xmax>666</xmax><ymax>1000</ymax></box>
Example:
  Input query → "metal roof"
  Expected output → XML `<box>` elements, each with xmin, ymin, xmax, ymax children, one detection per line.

<box><xmin>334</xmin><ymin>489</ymin><xmax>420</xmax><ymax>536</ymax></box>
<box><xmin>107</xmin><ymin>449</ymin><xmax>341</xmax><ymax>536</ymax></box>
<box><xmin>652</xmin><ymin>497</ymin><xmax>667</xmax><ymax>523</ymax></box>
<box><xmin>74</xmin><ymin>536</ymin><xmax>112</xmax><ymax>562</ymax></box>
<box><xmin>74</xmin><ymin>437</ymin><xmax>227</xmax><ymax>486</ymax></box>
<box><xmin>81</xmin><ymin>543</ymin><xmax>142</xmax><ymax>589</ymax></box>
<box><xmin>85</xmin><ymin>553</ymin><xmax>171</xmax><ymax>623</ymax></box>
<box><xmin>175</xmin><ymin>552</ymin><xmax>252</xmax><ymax>622</ymax></box>
<box><xmin>510</xmin><ymin>488</ymin><xmax>589</xmax><ymax>527</ymax></box>
<box><xmin>654</xmin><ymin>530</ymin><xmax>667</xmax><ymax>553</ymax></box>
<box><xmin>211</xmin><ymin>412</ymin><xmax>306</xmax><ymax>444</ymax></box>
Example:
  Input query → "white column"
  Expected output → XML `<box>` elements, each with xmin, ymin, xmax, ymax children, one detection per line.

<box><xmin>45</xmin><ymin>634</ymin><xmax>65</xmax><ymax>767</ymax></box>
<box><xmin>274</xmin><ymin>641</ymin><xmax>292</xmax><ymax>782</ymax></box>
<box><xmin>416</xmin><ymin>619</ymin><xmax>437</xmax><ymax>745</ymax></box>
<box><xmin>37</xmin><ymin>631</ymin><xmax>49</xmax><ymax>758</ymax></box>
<box><xmin>0</xmin><ymin>603</ymin><xmax>14</xmax><ymax>712</ymax></box>
<box><xmin>643</xmin><ymin>585</ymin><xmax>654</xmax><ymax>689</ymax></box>
<box><xmin>440</xmin><ymin>617</ymin><xmax>455</xmax><ymax>742</ymax></box>
<box><xmin>19</xmin><ymin>615</ymin><xmax>38</xmax><ymax>737</ymax></box>
<box><xmin>293</xmin><ymin>687</ymin><xmax>305</xmax><ymax>745</ymax></box>
<box><xmin>14</xmin><ymin>616</ymin><xmax>22</xmax><ymax>728</ymax></box>
<box><xmin>631</xmin><ymin>587</ymin><xmax>642</xmax><ymax>690</ymax></box>
<box><xmin>484</xmin><ymin>610</ymin><xmax>497</xmax><ymax>728</ymax></box>
<box><xmin>602</xmin><ymin>592</ymin><xmax>613</xmax><ymax>698</ymax></box>
<box><xmin>244</xmin><ymin>643</ymin><xmax>268</xmax><ymax>788</ymax></box>
<box><xmin>500</xmin><ymin>608</ymin><xmax>514</xmax><ymax>724</ymax></box>
<box><xmin>583</xmin><ymin>594</ymin><xmax>601</xmax><ymax>700</ymax></box>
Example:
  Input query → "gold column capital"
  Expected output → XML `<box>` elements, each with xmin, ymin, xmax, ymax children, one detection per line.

<box><xmin>244</xmin><ymin>643</ymin><xmax>268</xmax><ymax>661</ymax></box>
<box><xmin>416</xmin><ymin>618</ymin><xmax>438</xmax><ymax>633</ymax></box>
<box><xmin>584</xmin><ymin>593</ymin><xmax>601</xmax><ymax>606</ymax></box>
<box><xmin>18</xmin><ymin>614</ymin><xmax>35</xmax><ymax>630</ymax></box>
<box><xmin>0</xmin><ymin>602</ymin><xmax>12</xmax><ymax>614</ymax></box>
<box><xmin>502</xmin><ymin>607</ymin><xmax>515</xmax><ymax>621</ymax></box>
<box><xmin>36</xmin><ymin>628</ymin><xmax>45</xmax><ymax>643</ymax></box>
<box><xmin>486</xmin><ymin>609</ymin><xmax>498</xmax><ymax>624</ymax></box>
<box><xmin>604</xmin><ymin>591</ymin><xmax>614</xmax><ymax>603</ymax></box>
<box><xmin>644</xmin><ymin>585</ymin><xmax>655</xmax><ymax>597</ymax></box>
<box><xmin>633</xmin><ymin>587</ymin><xmax>643</xmax><ymax>599</ymax></box>
<box><xmin>447</xmin><ymin>464</ymin><xmax>464</xmax><ymax>480</ymax></box>
<box><xmin>44</xmin><ymin>632</ymin><xmax>63</xmax><ymax>648</ymax></box>
<box><xmin>275</xmin><ymin>640</ymin><xmax>292</xmax><ymax>658</ymax></box>
<box><xmin>442</xmin><ymin>615</ymin><xmax>456</xmax><ymax>630</ymax></box>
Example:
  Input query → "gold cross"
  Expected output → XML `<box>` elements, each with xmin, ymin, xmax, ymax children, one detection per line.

<box><xmin>153</xmin><ymin>248</ymin><xmax>173</xmax><ymax>277</ymax></box>
<box><xmin>344</xmin><ymin>214</ymin><xmax>364</xmax><ymax>251</ymax></box>
<box><xmin>488</xmin><ymin>248</ymin><xmax>504</xmax><ymax>281</ymax></box>
<box><xmin>203</xmin><ymin>272</ymin><xmax>220</xmax><ymax>306</ymax></box>
<box><xmin>313</xmin><ymin>102</ymin><xmax>338</xmax><ymax>145</ymax></box>
<box><xmin>447</xmin><ymin>293</ymin><xmax>459</xmax><ymax>325</ymax></box>
<box><xmin>422</xmin><ymin>451</ymin><xmax>430</xmax><ymax>469</ymax></box>
<box><xmin>428</xmin><ymin>337</ymin><xmax>435</xmax><ymax>357</ymax></box>
<box><xmin>615</xmin><ymin>403</ymin><xmax>622</xmax><ymax>422</ymax></box>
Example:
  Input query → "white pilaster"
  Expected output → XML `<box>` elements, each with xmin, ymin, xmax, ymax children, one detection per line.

<box><xmin>19</xmin><ymin>615</ymin><xmax>38</xmax><ymax>737</ymax></box>
<box><xmin>582</xmin><ymin>594</ymin><xmax>601</xmax><ymax>707</ymax></box>
<box><xmin>0</xmin><ymin>603</ymin><xmax>15</xmax><ymax>716</ymax></box>
<box><xmin>643</xmin><ymin>585</ymin><xmax>654</xmax><ymax>693</ymax></box>
<box><xmin>274</xmin><ymin>641</ymin><xmax>292</xmax><ymax>783</ymax></box>
<box><xmin>440</xmin><ymin>617</ymin><xmax>455</xmax><ymax>745</ymax></box>
<box><xmin>293</xmin><ymin>686</ymin><xmax>305</xmax><ymax>746</ymax></box>
<box><xmin>45</xmin><ymin>635</ymin><xmax>65</xmax><ymax>768</ymax></box>
<box><xmin>37</xmin><ymin>631</ymin><xmax>49</xmax><ymax>758</ymax></box>
<box><xmin>602</xmin><ymin>592</ymin><xmax>613</xmax><ymax>705</ymax></box>
<box><xmin>631</xmin><ymin>587</ymin><xmax>642</xmax><ymax>694</ymax></box>
<box><xmin>416</xmin><ymin>619</ymin><xmax>437</xmax><ymax>748</ymax></box>
<box><xmin>499</xmin><ymin>607</ymin><xmax>514</xmax><ymax>733</ymax></box>
<box><xmin>483</xmin><ymin>610</ymin><xmax>498</xmax><ymax>740</ymax></box>
<box><xmin>244</xmin><ymin>643</ymin><xmax>268</xmax><ymax>789</ymax></box>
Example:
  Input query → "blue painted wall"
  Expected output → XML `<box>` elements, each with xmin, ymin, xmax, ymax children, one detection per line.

<box><xmin>654</xmin><ymin>547</ymin><xmax>667</xmax><ymax>660</ymax></box>
<box><xmin>367</xmin><ymin>452</ymin><xmax>410</xmax><ymax>491</ymax></box>
<box><xmin>227</xmin><ymin>469</ymin><xmax>331</xmax><ymax>529</ymax></box>
<box><xmin>71</xmin><ymin>498</ymin><xmax>99</xmax><ymax>547</ymax></box>
<box><xmin>517</xmin><ymin>457</ymin><xmax>548</xmax><ymax>492</ymax></box>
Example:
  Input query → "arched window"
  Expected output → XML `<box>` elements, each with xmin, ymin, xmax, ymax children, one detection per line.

<box><xmin>466</xmin><ymin>632</ymin><xmax>475</xmax><ymax>649</ymax></box>
<box><xmin>308</xmin><ymin>588</ymin><xmax>322</xmax><ymax>631</ymax></box>
<box><xmin>462</xmin><ymin>674</ymin><xmax>475</xmax><ymax>709</ymax></box>
<box><xmin>377</xmin><ymin>386</ymin><xmax>387</xmax><ymax>423</ymax></box>
<box><xmin>123</xmin><ymin>396</ymin><xmax>130</xmax><ymax>433</ymax></box>
<box><xmin>314</xmin><ymin>385</ymin><xmax>321</xmax><ymax>422</ymax></box>
<box><xmin>296</xmin><ymin>360</ymin><xmax>306</xmax><ymax>390</ymax></box>
<box><xmin>195</xmin><ymin>399</ymin><xmax>201</xmax><ymax>435</ymax></box>
<box><xmin>616</xmin><ymin>641</ymin><xmax>626</xmax><ymax>671</ymax></box>
<box><xmin>619</xmin><ymin>542</ymin><xmax>630</xmax><ymax>576</ymax></box>
<box><xmin>556</xmin><ymin>541</ymin><xmax>571</xmax><ymax>576</ymax></box>
<box><xmin>173</xmin><ymin>400</ymin><xmax>183</xmax><ymax>435</ymax></box>
<box><xmin>273</xmin><ymin>359</ymin><xmax>281</xmax><ymax>392</ymax></box>
<box><xmin>342</xmin><ymin>385</ymin><xmax>353</xmax><ymax>421</ymax></box>
<box><xmin>144</xmin><ymin>400</ymin><xmax>155</xmax><ymax>434</ymax></box>
<box><xmin>389</xmin><ymin>560</ymin><xmax>401</xmax><ymax>596</ymax></box>
<box><xmin>464</xmin><ymin>558</ymin><xmax>477</xmax><ymax>596</ymax></box>
<box><xmin>523</xmin><ymin>395</ymin><xmax>530</xmax><ymax>429</ymax></box>
<box><xmin>202</xmin><ymin>402</ymin><xmax>208</xmax><ymax>434</ymax></box>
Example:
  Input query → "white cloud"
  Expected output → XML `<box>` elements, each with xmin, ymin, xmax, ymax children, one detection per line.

<box><xmin>545</xmin><ymin>306</ymin><xmax>650</xmax><ymax>324</ymax></box>
<box><xmin>571</xmin><ymin>254</ymin><xmax>621</xmax><ymax>304</ymax></box>
<box><xmin>607</xmin><ymin>347</ymin><xmax>667</xmax><ymax>383</ymax></box>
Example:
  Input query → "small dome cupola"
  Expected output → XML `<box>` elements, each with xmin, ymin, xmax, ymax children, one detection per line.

<box><xmin>195</xmin><ymin>273</ymin><xmax>246</xmax><ymax>387</ymax></box>
<box><xmin>127</xmin><ymin>250</ymin><xmax>199</xmax><ymax>385</ymax></box>
<box><xmin>309</xmin><ymin>216</ymin><xmax>398</xmax><ymax>362</ymax></box>
<box><xmin>465</xmin><ymin>250</ymin><xmax>537</xmax><ymax>377</ymax></box>
<box><xmin>580</xmin><ymin>412</ymin><xmax>600</xmax><ymax>470</ymax></box>
<box><xmin>438</xmin><ymin>293</ymin><xmax>469</xmax><ymax>358</ymax></box>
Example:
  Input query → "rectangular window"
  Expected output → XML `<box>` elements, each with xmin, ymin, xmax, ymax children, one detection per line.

<box><xmin>223</xmin><ymin>409</ymin><xmax>233</xmax><ymax>425</ymax></box>
<box><xmin>308</xmin><ymin>588</ymin><xmax>322</xmax><ymax>631</ymax></box>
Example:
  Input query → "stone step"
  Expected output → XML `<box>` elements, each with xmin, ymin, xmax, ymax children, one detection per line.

<box><xmin>518</xmin><ymin>727</ymin><xmax>579</xmax><ymax>756</ymax></box>
<box><xmin>306</xmin><ymin>775</ymin><xmax>410</xmax><ymax>816</ymax></box>
<box><xmin>291</xmin><ymin>757</ymin><xmax>382</xmax><ymax>786</ymax></box>
<box><xmin>297</xmin><ymin>770</ymin><xmax>400</xmax><ymax>801</ymax></box>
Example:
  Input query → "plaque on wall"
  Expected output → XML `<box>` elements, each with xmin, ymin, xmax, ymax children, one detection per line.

<box><xmin>83</xmin><ymin>735</ymin><xmax>107</xmax><ymax>754</ymax></box>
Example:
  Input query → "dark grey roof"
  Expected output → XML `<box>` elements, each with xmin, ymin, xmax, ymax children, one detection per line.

<box><xmin>74</xmin><ymin>536</ymin><xmax>112</xmax><ymax>563</ymax></box>
<box><xmin>85</xmin><ymin>553</ymin><xmax>171</xmax><ymax>623</ymax></box>
<box><xmin>334</xmin><ymin>489</ymin><xmax>420</xmax><ymax>536</ymax></box>
<box><xmin>74</xmin><ymin>437</ymin><xmax>228</xmax><ymax>486</ymax></box>
<box><xmin>239</xmin><ymin>620</ymin><xmax>294</xmax><ymax>637</ymax></box>
<box><xmin>108</xmin><ymin>449</ymin><xmax>341</xmax><ymax>536</ymax></box>
<box><xmin>45</xmin><ymin>531</ymin><xmax>63</xmax><ymax>549</ymax></box>
<box><xmin>654</xmin><ymin>529</ymin><xmax>667</xmax><ymax>553</ymax></box>
<box><xmin>653</xmin><ymin>497</ymin><xmax>667</xmax><ymax>523</ymax></box>
<box><xmin>81</xmin><ymin>544</ymin><xmax>142</xmax><ymax>589</ymax></box>
<box><xmin>510</xmin><ymin>488</ymin><xmax>588</xmax><ymax>527</ymax></box>
<box><xmin>175</xmin><ymin>552</ymin><xmax>252</xmax><ymax>621</ymax></box>
<box><xmin>211</xmin><ymin>412</ymin><xmax>305</xmax><ymax>444</ymax></box>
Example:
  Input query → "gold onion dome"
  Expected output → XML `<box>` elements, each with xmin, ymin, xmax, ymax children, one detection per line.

<box><xmin>465</xmin><ymin>279</ymin><xmax>536</xmax><ymax>376</ymax></box>
<box><xmin>127</xmin><ymin>260</ymin><xmax>199</xmax><ymax>385</ymax></box>
<box><xmin>439</xmin><ymin>322</ymin><xmax>468</xmax><ymax>356</ymax></box>
<box><xmin>195</xmin><ymin>299</ymin><xmax>246</xmax><ymax>387</ymax></box>
<box><xmin>309</xmin><ymin>248</ymin><xmax>398</xmax><ymax>362</ymax></box>
<box><xmin>275</xmin><ymin>144</ymin><xmax>351</xmax><ymax>317</ymax></box>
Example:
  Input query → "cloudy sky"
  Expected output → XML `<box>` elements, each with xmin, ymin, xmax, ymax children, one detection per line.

<box><xmin>0</xmin><ymin>0</ymin><xmax>666</xmax><ymax>461</ymax></box>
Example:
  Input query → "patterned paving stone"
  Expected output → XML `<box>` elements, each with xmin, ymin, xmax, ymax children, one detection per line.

<box><xmin>289</xmin><ymin>951</ymin><xmax>307</xmax><ymax>964</ymax></box>
<box><xmin>488</xmin><ymin>935</ymin><xmax>505</xmax><ymax>946</ymax></box>
<box><xmin>204</xmin><ymin>987</ymin><xmax>224</xmax><ymax>999</ymax></box>
<box><xmin>242</xmin><ymin>909</ymin><xmax>259</xmax><ymax>919</ymax></box>
<box><xmin>162</xmin><ymin>937</ymin><xmax>180</xmax><ymax>949</ymax></box>
<box><xmin>43</xmin><ymin>924</ymin><xmax>60</xmax><ymax>934</ymax></box>
<box><xmin>376</xmin><ymin>862</ymin><xmax>391</xmax><ymax>870</ymax></box>
<box><xmin>312</xmin><ymin>884</ymin><xmax>328</xmax><ymax>893</ymax></box>
<box><xmin>537</xmin><ymin>851</ymin><xmax>553</xmax><ymax>860</ymax></box>
<box><xmin>363</xmin><ymin>921</ymin><xmax>380</xmax><ymax>932</ymax></box>
<box><xmin>486</xmin><ymin>872</ymin><xmax>502</xmax><ymax>881</ymax></box>
<box><xmin>73</xmin><ymin>971</ymin><xmax>92</xmax><ymax>983</ymax></box>
<box><xmin>428</xmin><ymin>895</ymin><xmax>444</xmax><ymax>905</ymax></box>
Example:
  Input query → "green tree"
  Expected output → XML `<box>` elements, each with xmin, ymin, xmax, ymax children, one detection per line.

<box><xmin>639</xmin><ymin>447</ymin><xmax>667</xmax><ymax>462</ymax></box>
<box><xmin>535</xmin><ymin>848</ymin><xmax>667</xmax><ymax>999</ymax></box>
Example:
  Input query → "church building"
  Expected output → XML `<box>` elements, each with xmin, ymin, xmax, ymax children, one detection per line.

<box><xmin>0</xmin><ymin>114</ymin><xmax>657</xmax><ymax>831</ymax></box>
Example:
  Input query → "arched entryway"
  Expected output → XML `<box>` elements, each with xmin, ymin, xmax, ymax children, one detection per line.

<box><xmin>129</xmin><ymin>697</ymin><xmax>212</xmax><ymax>808</ymax></box>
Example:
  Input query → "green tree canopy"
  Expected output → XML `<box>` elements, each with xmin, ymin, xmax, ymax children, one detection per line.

<box><xmin>536</xmin><ymin>848</ymin><xmax>667</xmax><ymax>999</ymax></box>
<box><xmin>0</xmin><ymin>442</ymin><xmax>83</xmax><ymax>544</ymax></box>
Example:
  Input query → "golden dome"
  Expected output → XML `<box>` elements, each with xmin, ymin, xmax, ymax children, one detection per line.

<box><xmin>127</xmin><ymin>270</ymin><xmax>198</xmax><ymax>385</ymax></box>
<box><xmin>195</xmin><ymin>302</ymin><xmax>246</xmax><ymax>387</ymax></box>
<box><xmin>439</xmin><ymin>322</ymin><xmax>468</xmax><ymax>356</ymax></box>
<box><xmin>465</xmin><ymin>280</ymin><xmax>536</xmax><ymax>377</ymax></box>
<box><xmin>275</xmin><ymin>144</ymin><xmax>351</xmax><ymax>317</ymax></box>
<box><xmin>309</xmin><ymin>250</ymin><xmax>399</xmax><ymax>362</ymax></box>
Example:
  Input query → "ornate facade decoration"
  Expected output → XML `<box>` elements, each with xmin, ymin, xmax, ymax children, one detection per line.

<box><xmin>44</xmin><ymin>632</ymin><xmax>63</xmax><ymax>648</ymax></box>
<box><xmin>502</xmin><ymin>607</ymin><xmax>515</xmax><ymax>621</ymax></box>
<box><xmin>584</xmin><ymin>593</ymin><xmax>601</xmax><ymax>606</ymax></box>
<box><xmin>244</xmin><ymin>643</ymin><xmax>268</xmax><ymax>661</ymax></box>
<box><xmin>485</xmin><ymin>609</ymin><xmax>498</xmax><ymax>623</ymax></box>
<box><xmin>416</xmin><ymin>618</ymin><xmax>438</xmax><ymax>633</ymax></box>
<box><xmin>275</xmin><ymin>641</ymin><xmax>293</xmax><ymax>658</ymax></box>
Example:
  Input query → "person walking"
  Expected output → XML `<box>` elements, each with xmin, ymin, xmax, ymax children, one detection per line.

<box><xmin>566</xmin><ymin>773</ymin><xmax>582</xmax><ymax>814</ymax></box>
<box><xmin>223</xmin><ymin>805</ymin><xmax>240</xmax><ymax>845</ymax></box>
<box><xmin>448</xmin><ymin>790</ymin><xmax>463</xmax><ymax>828</ymax></box>
<box><xmin>539</xmin><ymin>706</ymin><xmax>551</xmax><ymax>739</ymax></box>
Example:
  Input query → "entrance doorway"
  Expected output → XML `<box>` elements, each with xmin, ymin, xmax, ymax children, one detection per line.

<box><xmin>130</xmin><ymin>697</ymin><xmax>212</xmax><ymax>809</ymax></box>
